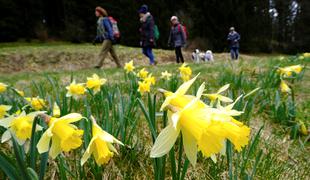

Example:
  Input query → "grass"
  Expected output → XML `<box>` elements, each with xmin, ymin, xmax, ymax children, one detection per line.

<box><xmin>0</xmin><ymin>42</ymin><xmax>309</xmax><ymax>179</ymax></box>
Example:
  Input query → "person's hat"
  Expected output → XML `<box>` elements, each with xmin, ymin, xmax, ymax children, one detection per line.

<box><xmin>138</xmin><ymin>4</ymin><xmax>148</xmax><ymax>14</ymax></box>
<box><xmin>95</xmin><ymin>6</ymin><xmax>108</xmax><ymax>16</ymax></box>
<box><xmin>229</xmin><ymin>27</ymin><xmax>235</xmax><ymax>31</ymax></box>
<box><xmin>170</xmin><ymin>16</ymin><xmax>178</xmax><ymax>21</ymax></box>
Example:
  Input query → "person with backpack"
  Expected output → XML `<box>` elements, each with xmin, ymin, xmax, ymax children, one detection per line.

<box><xmin>227</xmin><ymin>27</ymin><xmax>240</xmax><ymax>60</ymax></box>
<box><xmin>168</xmin><ymin>16</ymin><xmax>186</xmax><ymax>63</ymax></box>
<box><xmin>138</xmin><ymin>5</ymin><xmax>157</xmax><ymax>66</ymax></box>
<box><xmin>94</xmin><ymin>6</ymin><xmax>122</xmax><ymax>69</ymax></box>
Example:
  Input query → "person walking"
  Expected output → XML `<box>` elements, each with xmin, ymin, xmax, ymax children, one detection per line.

<box><xmin>168</xmin><ymin>16</ymin><xmax>186</xmax><ymax>63</ymax></box>
<box><xmin>138</xmin><ymin>5</ymin><xmax>157</xmax><ymax>66</ymax></box>
<box><xmin>94</xmin><ymin>6</ymin><xmax>122</xmax><ymax>68</ymax></box>
<box><xmin>227</xmin><ymin>27</ymin><xmax>240</xmax><ymax>60</ymax></box>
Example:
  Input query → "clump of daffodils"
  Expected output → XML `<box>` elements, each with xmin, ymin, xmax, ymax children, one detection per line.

<box><xmin>81</xmin><ymin>117</ymin><xmax>123</xmax><ymax>166</ymax></box>
<box><xmin>151</xmin><ymin>75</ymin><xmax>250</xmax><ymax>165</ymax></box>
<box><xmin>25</xmin><ymin>97</ymin><xmax>46</xmax><ymax>110</ymax></box>
<box><xmin>66</xmin><ymin>80</ymin><xmax>86</xmax><ymax>99</ymax></box>
<box><xmin>37</xmin><ymin>113</ymin><xmax>84</xmax><ymax>158</ymax></box>
<box><xmin>138</xmin><ymin>74</ymin><xmax>156</xmax><ymax>95</ymax></box>
<box><xmin>179</xmin><ymin>63</ymin><xmax>192</xmax><ymax>82</ymax></box>
<box><xmin>86</xmin><ymin>74</ymin><xmax>107</xmax><ymax>94</ymax></box>
<box><xmin>0</xmin><ymin>82</ymin><xmax>8</xmax><ymax>93</ymax></box>
<box><xmin>277</xmin><ymin>64</ymin><xmax>303</xmax><ymax>94</ymax></box>
<box><xmin>124</xmin><ymin>60</ymin><xmax>135</xmax><ymax>73</ymax></box>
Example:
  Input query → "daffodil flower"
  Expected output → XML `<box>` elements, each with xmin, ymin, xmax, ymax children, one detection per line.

<box><xmin>0</xmin><ymin>105</ymin><xmax>12</xmax><ymax>119</ymax></box>
<box><xmin>86</xmin><ymin>74</ymin><xmax>107</xmax><ymax>94</ymax></box>
<box><xmin>138</xmin><ymin>81</ymin><xmax>151</xmax><ymax>95</ymax></box>
<box><xmin>25</xmin><ymin>97</ymin><xmax>46</xmax><ymax>111</ymax></box>
<box><xmin>303</xmin><ymin>52</ymin><xmax>310</xmax><ymax>58</ymax></box>
<box><xmin>137</xmin><ymin>68</ymin><xmax>149</xmax><ymax>79</ymax></box>
<box><xmin>152</xmin><ymin>83</ymin><xmax>250</xmax><ymax>165</ymax></box>
<box><xmin>161</xmin><ymin>71</ymin><xmax>172</xmax><ymax>80</ymax></box>
<box><xmin>0</xmin><ymin>83</ymin><xmax>8</xmax><ymax>93</ymax></box>
<box><xmin>280</xmin><ymin>80</ymin><xmax>291</xmax><ymax>93</ymax></box>
<box><xmin>0</xmin><ymin>111</ymin><xmax>44</xmax><ymax>145</ymax></box>
<box><xmin>144</xmin><ymin>74</ymin><xmax>156</xmax><ymax>85</ymax></box>
<box><xmin>53</xmin><ymin>103</ymin><xmax>61</xmax><ymax>118</ymax></box>
<box><xmin>66</xmin><ymin>80</ymin><xmax>86</xmax><ymax>99</ymax></box>
<box><xmin>124</xmin><ymin>60</ymin><xmax>135</xmax><ymax>73</ymax></box>
<box><xmin>81</xmin><ymin>117</ymin><xmax>123</xmax><ymax>166</ymax></box>
<box><xmin>277</xmin><ymin>65</ymin><xmax>303</xmax><ymax>77</ymax></box>
<box><xmin>37</xmin><ymin>113</ymin><xmax>84</xmax><ymax>158</ymax></box>
<box><xmin>179</xmin><ymin>63</ymin><xmax>192</xmax><ymax>82</ymax></box>
<box><xmin>204</xmin><ymin>84</ymin><xmax>233</xmax><ymax>106</ymax></box>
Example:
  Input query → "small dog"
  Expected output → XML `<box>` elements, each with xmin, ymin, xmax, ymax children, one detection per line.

<box><xmin>192</xmin><ymin>49</ymin><xmax>206</xmax><ymax>63</ymax></box>
<box><xmin>204</xmin><ymin>50</ymin><xmax>214</xmax><ymax>62</ymax></box>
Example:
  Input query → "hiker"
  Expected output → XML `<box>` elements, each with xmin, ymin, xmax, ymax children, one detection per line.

<box><xmin>138</xmin><ymin>5</ymin><xmax>157</xmax><ymax>65</ymax></box>
<box><xmin>168</xmin><ymin>16</ymin><xmax>186</xmax><ymax>63</ymax></box>
<box><xmin>227</xmin><ymin>27</ymin><xmax>240</xmax><ymax>60</ymax></box>
<box><xmin>94</xmin><ymin>6</ymin><xmax>122</xmax><ymax>68</ymax></box>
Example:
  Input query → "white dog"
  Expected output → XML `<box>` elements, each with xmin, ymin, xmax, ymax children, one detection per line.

<box><xmin>192</xmin><ymin>49</ymin><xmax>206</xmax><ymax>63</ymax></box>
<box><xmin>204</xmin><ymin>50</ymin><xmax>214</xmax><ymax>61</ymax></box>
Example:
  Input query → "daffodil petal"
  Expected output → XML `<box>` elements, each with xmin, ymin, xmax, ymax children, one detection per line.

<box><xmin>0</xmin><ymin>116</ymin><xmax>14</xmax><ymax>128</ymax></box>
<box><xmin>1</xmin><ymin>129</ymin><xmax>11</xmax><ymax>143</ymax></box>
<box><xmin>49</xmin><ymin>136</ymin><xmax>62</xmax><ymax>159</ymax></box>
<box><xmin>210</xmin><ymin>154</ymin><xmax>217</xmax><ymax>163</ymax></box>
<box><xmin>217</xmin><ymin>84</ymin><xmax>230</xmax><ymax>94</ymax></box>
<box><xmin>150</xmin><ymin>125</ymin><xmax>180</xmax><ymax>158</ymax></box>
<box><xmin>81</xmin><ymin>137</ymin><xmax>96</xmax><ymax>166</ymax></box>
<box><xmin>182</xmin><ymin>129</ymin><xmax>198</xmax><ymax>166</ymax></box>
<box><xmin>225</xmin><ymin>95</ymin><xmax>243</xmax><ymax>110</ymax></box>
<box><xmin>217</xmin><ymin>95</ymin><xmax>233</xmax><ymax>103</ymax></box>
<box><xmin>175</xmin><ymin>74</ymin><xmax>199</xmax><ymax>96</ymax></box>
<box><xmin>58</xmin><ymin>113</ymin><xmax>83</xmax><ymax>124</ymax></box>
<box><xmin>37</xmin><ymin>130</ymin><xmax>52</xmax><ymax>154</ymax></box>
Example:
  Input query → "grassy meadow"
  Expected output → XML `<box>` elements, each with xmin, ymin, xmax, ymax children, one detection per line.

<box><xmin>0</xmin><ymin>43</ymin><xmax>309</xmax><ymax>179</ymax></box>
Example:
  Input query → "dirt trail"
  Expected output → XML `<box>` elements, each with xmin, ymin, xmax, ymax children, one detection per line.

<box><xmin>0</xmin><ymin>45</ymin><xmax>257</xmax><ymax>74</ymax></box>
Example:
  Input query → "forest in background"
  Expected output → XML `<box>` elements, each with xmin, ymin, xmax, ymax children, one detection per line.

<box><xmin>0</xmin><ymin>0</ymin><xmax>309</xmax><ymax>53</ymax></box>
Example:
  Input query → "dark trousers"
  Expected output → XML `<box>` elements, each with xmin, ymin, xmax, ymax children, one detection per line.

<box><xmin>230</xmin><ymin>47</ymin><xmax>239</xmax><ymax>60</ymax></box>
<box><xmin>175</xmin><ymin>46</ymin><xmax>184</xmax><ymax>63</ymax></box>
<box><xmin>142</xmin><ymin>46</ymin><xmax>155</xmax><ymax>64</ymax></box>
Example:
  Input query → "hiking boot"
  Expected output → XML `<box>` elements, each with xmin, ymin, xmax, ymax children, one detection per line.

<box><xmin>94</xmin><ymin>65</ymin><xmax>102</xmax><ymax>69</ymax></box>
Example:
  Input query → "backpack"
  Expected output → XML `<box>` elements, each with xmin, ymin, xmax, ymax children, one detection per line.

<box><xmin>108</xmin><ymin>16</ymin><xmax>120</xmax><ymax>39</ymax></box>
<box><xmin>178</xmin><ymin>24</ymin><xmax>188</xmax><ymax>40</ymax></box>
<box><xmin>154</xmin><ymin>25</ymin><xmax>160</xmax><ymax>40</ymax></box>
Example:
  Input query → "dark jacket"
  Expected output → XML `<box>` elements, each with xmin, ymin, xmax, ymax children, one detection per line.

<box><xmin>168</xmin><ymin>23</ymin><xmax>186</xmax><ymax>48</ymax></box>
<box><xmin>227</xmin><ymin>31</ymin><xmax>240</xmax><ymax>48</ymax></box>
<box><xmin>140</xmin><ymin>13</ymin><xmax>155</xmax><ymax>47</ymax></box>
<box><xmin>96</xmin><ymin>17</ymin><xmax>114</xmax><ymax>42</ymax></box>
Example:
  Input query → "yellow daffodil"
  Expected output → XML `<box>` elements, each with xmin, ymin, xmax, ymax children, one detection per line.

<box><xmin>0</xmin><ymin>105</ymin><xmax>12</xmax><ymax>119</ymax></box>
<box><xmin>137</xmin><ymin>68</ymin><xmax>149</xmax><ymax>79</ymax></box>
<box><xmin>124</xmin><ymin>60</ymin><xmax>135</xmax><ymax>73</ymax></box>
<box><xmin>66</xmin><ymin>80</ymin><xmax>86</xmax><ymax>99</ymax></box>
<box><xmin>86</xmin><ymin>74</ymin><xmax>107</xmax><ymax>93</ymax></box>
<box><xmin>25</xmin><ymin>97</ymin><xmax>46</xmax><ymax>110</ymax></box>
<box><xmin>277</xmin><ymin>65</ymin><xmax>303</xmax><ymax>77</ymax></box>
<box><xmin>0</xmin><ymin>83</ymin><xmax>8</xmax><ymax>93</ymax></box>
<box><xmin>53</xmin><ymin>103</ymin><xmax>61</xmax><ymax>118</ymax></box>
<box><xmin>37</xmin><ymin>113</ymin><xmax>84</xmax><ymax>158</ymax></box>
<box><xmin>179</xmin><ymin>63</ymin><xmax>192</xmax><ymax>82</ymax></box>
<box><xmin>298</xmin><ymin>56</ymin><xmax>304</xmax><ymax>60</ymax></box>
<box><xmin>279</xmin><ymin>56</ymin><xmax>285</xmax><ymax>60</ymax></box>
<box><xmin>204</xmin><ymin>84</ymin><xmax>233</xmax><ymax>106</ymax></box>
<box><xmin>81</xmin><ymin>117</ymin><xmax>123</xmax><ymax>166</ymax></box>
<box><xmin>138</xmin><ymin>81</ymin><xmax>151</xmax><ymax>95</ymax></box>
<box><xmin>0</xmin><ymin>111</ymin><xmax>44</xmax><ymax>145</ymax></box>
<box><xmin>151</xmin><ymin>83</ymin><xmax>250</xmax><ymax>165</ymax></box>
<box><xmin>161</xmin><ymin>71</ymin><xmax>172</xmax><ymax>80</ymax></box>
<box><xmin>280</xmin><ymin>80</ymin><xmax>291</xmax><ymax>93</ymax></box>
<box><xmin>144</xmin><ymin>74</ymin><xmax>156</xmax><ymax>85</ymax></box>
